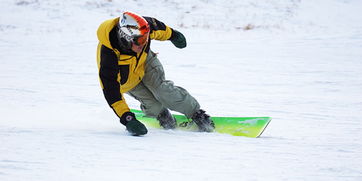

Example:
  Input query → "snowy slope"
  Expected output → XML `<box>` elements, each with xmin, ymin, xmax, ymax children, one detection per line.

<box><xmin>1</xmin><ymin>0</ymin><xmax>362</xmax><ymax>180</ymax></box>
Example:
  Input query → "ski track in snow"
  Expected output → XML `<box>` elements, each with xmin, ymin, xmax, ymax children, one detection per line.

<box><xmin>1</xmin><ymin>0</ymin><xmax>362</xmax><ymax>180</ymax></box>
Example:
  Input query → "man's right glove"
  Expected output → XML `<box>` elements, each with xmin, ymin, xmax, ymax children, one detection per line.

<box><xmin>169</xmin><ymin>29</ymin><xmax>187</xmax><ymax>49</ymax></box>
<box><xmin>120</xmin><ymin>112</ymin><xmax>148</xmax><ymax>136</ymax></box>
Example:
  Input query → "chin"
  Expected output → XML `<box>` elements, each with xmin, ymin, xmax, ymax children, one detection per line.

<box><xmin>132</xmin><ymin>47</ymin><xmax>143</xmax><ymax>53</ymax></box>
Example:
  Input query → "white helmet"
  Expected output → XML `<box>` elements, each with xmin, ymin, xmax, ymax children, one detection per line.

<box><xmin>117</xmin><ymin>11</ymin><xmax>150</xmax><ymax>49</ymax></box>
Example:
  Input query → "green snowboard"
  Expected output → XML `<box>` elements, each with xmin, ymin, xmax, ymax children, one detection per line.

<box><xmin>131</xmin><ymin>109</ymin><xmax>271</xmax><ymax>138</ymax></box>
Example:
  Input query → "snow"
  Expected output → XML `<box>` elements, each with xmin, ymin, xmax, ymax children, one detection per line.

<box><xmin>1</xmin><ymin>0</ymin><xmax>362</xmax><ymax>180</ymax></box>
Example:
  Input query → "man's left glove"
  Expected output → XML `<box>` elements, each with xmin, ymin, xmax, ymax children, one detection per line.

<box><xmin>120</xmin><ymin>112</ymin><xmax>148</xmax><ymax>136</ymax></box>
<box><xmin>170</xmin><ymin>29</ymin><xmax>187</xmax><ymax>49</ymax></box>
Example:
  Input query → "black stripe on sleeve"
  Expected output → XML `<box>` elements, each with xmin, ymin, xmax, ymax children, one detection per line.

<box><xmin>99</xmin><ymin>45</ymin><xmax>122</xmax><ymax>106</ymax></box>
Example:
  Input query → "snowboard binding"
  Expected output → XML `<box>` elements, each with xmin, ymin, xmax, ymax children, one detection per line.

<box><xmin>191</xmin><ymin>109</ymin><xmax>215</xmax><ymax>132</ymax></box>
<box><xmin>157</xmin><ymin>109</ymin><xmax>177</xmax><ymax>129</ymax></box>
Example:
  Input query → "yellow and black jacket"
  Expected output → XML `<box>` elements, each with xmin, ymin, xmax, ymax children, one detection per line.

<box><xmin>96</xmin><ymin>17</ymin><xmax>174</xmax><ymax>119</ymax></box>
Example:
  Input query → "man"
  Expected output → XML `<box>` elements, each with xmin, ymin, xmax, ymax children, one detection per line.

<box><xmin>96</xmin><ymin>11</ymin><xmax>214</xmax><ymax>136</ymax></box>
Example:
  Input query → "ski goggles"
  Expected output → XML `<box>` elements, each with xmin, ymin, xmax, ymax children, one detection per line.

<box><xmin>118</xmin><ymin>26</ymin><xmax>149</xmax><ymax>47</ymax></box>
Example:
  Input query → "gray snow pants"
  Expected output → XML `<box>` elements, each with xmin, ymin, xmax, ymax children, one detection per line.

<box><xmin>127</xmin><ymin>51</ymin><xmax>200</xmax><ymax>118</ymax></box>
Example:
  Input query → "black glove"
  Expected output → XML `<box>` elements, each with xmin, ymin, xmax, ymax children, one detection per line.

<box><xmin>170</xmin><ymin>29</ymin><xmax>187</xmax><ymax>49</ymax></box>
<box><xmin>120</xmin><ymin>112</ymin><xmax>148</xmax><ymax>136</ymax></box>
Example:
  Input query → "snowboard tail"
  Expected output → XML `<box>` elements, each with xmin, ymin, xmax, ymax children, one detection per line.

<box><xmin>131</xmin><ymin>109</ymin><xmax>271</xmax><ymax>138</ymax></box>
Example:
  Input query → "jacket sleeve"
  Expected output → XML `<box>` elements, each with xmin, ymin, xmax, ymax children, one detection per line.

<box><xmin>98</xmin><ymin>45</ymin><xmax>130</xmax><ymax>118</ymax></box>
<box><xmin>144</xmin><ymin>16</ymin><xmax>173</xmax><ymax>41</ymax></box>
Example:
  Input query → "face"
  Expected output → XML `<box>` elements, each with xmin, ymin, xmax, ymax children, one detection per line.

<box><xmin>131</xmin><ymin>34</ymin><xmax>149</xmax><ymax>53</ymax></box>
<box><xmin>131</xmin><ymin>43</ymin><xmax>144</xmax><ymax>53</ymax></box>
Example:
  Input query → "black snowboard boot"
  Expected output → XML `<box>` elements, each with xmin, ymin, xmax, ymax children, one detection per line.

<box><xmin>191</xmin><ymin>109</ymin><xmax>215</xmax><ymax>132</ymax></box>
<box><xmin>157</xmin><ymin>109</ymin><xmax>177</xmax><ymax>129</ymax></box>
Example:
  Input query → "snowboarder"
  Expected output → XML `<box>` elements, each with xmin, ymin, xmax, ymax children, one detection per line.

<box><xmin>96</xmin><ymin>11</ymin><xmax>214</xmax><ymax>136</ymax></box>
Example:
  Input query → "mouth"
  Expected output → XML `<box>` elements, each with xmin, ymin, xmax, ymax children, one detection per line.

<box><xmin>131</xmin><ymin>43</ymin><xmax>145</xmax><ymax>53</ymax></box>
